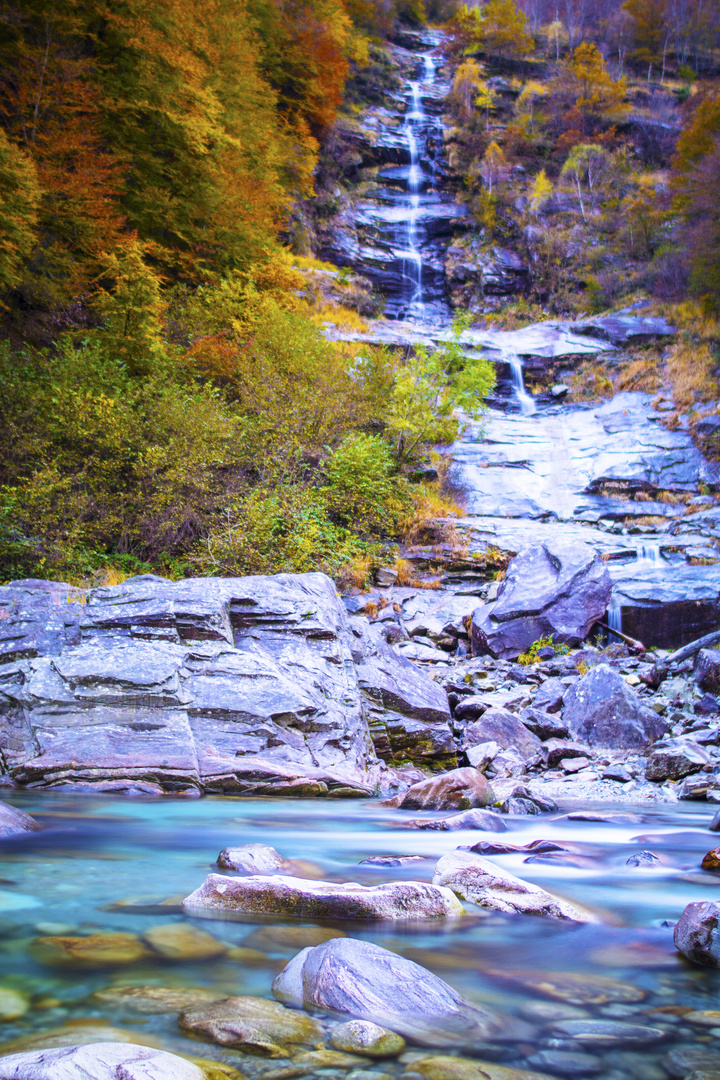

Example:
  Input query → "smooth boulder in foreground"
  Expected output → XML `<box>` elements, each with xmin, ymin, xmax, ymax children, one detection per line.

<box><xmin>674</xmin><ymin>901</ymin><xmax>720</xmax><ymax>966</ymax></box>
<box><xmin>433</xmin><ymin>851</ymin><xmax>590</xmax><ymax>922</ymax></box>
<box><xmin>0</xmin><ymin>801</ymin><xmax>41</xmax><ymax>838</ymax></box>
<box><xmin>183</xmin><ymin>874</ymin><xmax>463</xmax><ymax>920</ymax></box>
<box><xmin>0</xmin><ymin>1043</ymin><xmax>205</xmax><ymax>1080</ymax></box>
<box><xmin>271</xmin><ymin>936</ymin><xmax>502</xmax><ymax>1045</ymax></box>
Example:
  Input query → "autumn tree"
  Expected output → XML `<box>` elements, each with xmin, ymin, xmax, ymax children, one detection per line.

<box><xmin>672</xmin><ymin>93</ymin><xmax>720</xmax><ymax>310</ymax></box>
<box><xmin>447</xmin><ymin>0</ymin><xmax>534</xmax><ymax>61</ymax></box>
<box><xmin>561</xmin><ymin>143</ymin><xmax>608</xmax><ymax>220</ymax></box>
<box><xmin>450</xmin><ymin>58</ymin><xmax>493</xmax><ymax>123</ymax></box>
<box><xmin>0</xmin><ymin>0</ymin><xmax>125</xmax><ymax>307</ymax></box>
<box><xmin>480</xmin><ymin>140</ymin><xmax>510</xmax><ymax>191</ymax></box>
<box><xmin>550</xmin><ymin>42</ymin><xmax>628</xmax><ymax>135</ymax></box>
<box><xmin>623</xmin><ymin>0</ymin><xmax>672</xmax><ymax>77</ymax></box>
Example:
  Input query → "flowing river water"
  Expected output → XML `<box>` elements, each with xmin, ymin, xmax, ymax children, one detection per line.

<box><xmin>3</xmin><ymin>38</ymin><xmax>720</xmax><ymax>1080</ymax></box>
<box><xmin>3</xmin><ymin>792</ymin><xmax>720</xmax><ymax>1077</ymax></box>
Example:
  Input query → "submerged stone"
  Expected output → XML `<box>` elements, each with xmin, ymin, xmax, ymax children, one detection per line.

<box><xmin>32</xmin><ymin>933</ymin><xmax>153</xmax><ymax>968</ymax></box>
<box><xmin>142</xmin><ymin>924</ymin><xmax>227</xmax><ymax>962</ymax></box>
<box><xmin>402</xmin><ymin>1057</ymin><xmax>555</xmax><ymax>1080</ymax></box>
<box><xmin>91</xmin><ymin>986</ymin><xmax>226</xmax><ymax>1014</ymax></box>
<box><xmin>178</xmin><ymin>995</ymin><xmax>324</xmax><ymax>1057</ymax></box>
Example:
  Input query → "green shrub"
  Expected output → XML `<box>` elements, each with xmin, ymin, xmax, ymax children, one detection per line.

<box><xmin>322</xmin><ymin>433</ymin><xmax>411</xmax><ymax>535</ymax></box>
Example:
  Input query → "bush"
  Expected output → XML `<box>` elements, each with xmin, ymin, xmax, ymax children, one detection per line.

<box><xmin>322</xmin><ymin>433</ymin><xmax>411</xmax><ymax>535</ymax></box>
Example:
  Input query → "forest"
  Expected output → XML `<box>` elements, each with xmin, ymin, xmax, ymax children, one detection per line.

<box><xmin>0</xmin><ymin>0</ymin><xmax>718</xmax><ymax>587</ymax></box>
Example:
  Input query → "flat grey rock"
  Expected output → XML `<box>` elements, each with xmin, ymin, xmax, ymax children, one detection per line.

<box><xmin>0</xmin><ymin>573</ymin><xmax>452</xmax><ymax>794</ymax></box>
<box><xmin>432</xmin><ymin>850</ymin><xmax>590</xmax><ymax>921</ymax></box>
<box><xmin>182</xmin><ymin>873</ymin><xmax>464</xmax><ymax>920</ymax></box>
<box><xmin>465</xmin><ymin>708</ymin><xmax>542</xmax><ymax>761</ymax></box>
<box><xmin>271</xmin><ymin>936</ymin><xmax>502</xmax><ymax>1045</ymax></box>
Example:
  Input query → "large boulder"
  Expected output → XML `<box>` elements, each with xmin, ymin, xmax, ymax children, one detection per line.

<box><xmin>432</xmin><ymin>851</ymin><xmax>590</xmax><ymax>921</ymax></box>
<box><xmin>0</xmin><ymin>801</ymin><xmax>41</xmax><ymax>838</ymax></box>
<box><xmin>674</xmin><ymin>901</ymin><xmax>720</xmax><ymax>967</ymax></box>
<box><xmin>182</xmin><ymin>874</ymin><xmax>463</xmax><ymax>921</ymax></box>
<box><xmin>0</xmin><ymin>1043</ymin><xmax>205</xmax><ymax>1080</ymax></box>
<box><xmin>562</xmin><ymin>664</ymin><xmax>668</xmax><ymax>749</ymax></box>
<box><xmin>383</xmin><ymin>768</ymin><xmax>494</xmax><ymax>811</ymax></box>
<box><xmin>271</xmin><ymin>937</ymin><xmax>502</xmax><ymax>1045</ymax></box>
<box><xmin>471</xmin><ymin>541</ymin><xmax>611</xmax><ymax>660</ymax></box>
<box><xmin>465</xmin><ymin>709</ymin><xmax>542</xmax><ymax>763</ymax></box>
<box><xmin>0</xmin><ymin>574</ymin><xmax>453</xmax><ymax>795</ymax></box>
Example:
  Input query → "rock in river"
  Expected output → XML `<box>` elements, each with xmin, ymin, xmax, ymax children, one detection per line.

<box><xmin>216</xmin><ymin>844</ymin><xmax>291</xmax><ymax>874</ymax></box>
<box><xmin>0</xmin><ymin>573</ymin><xmax>453</xmax><ymax>794</ymax></box>
<box><xmin>563</xmin><ymin>664</ymin><xmax>668</xmax><ymax>749</ymax></box>
<box><xmin>329</xmin><ymin>1020</ymin><xmax>405</xmax><ymax>1057</ymax></box>
<box><xmin>674</xmin><ymin>901</ymin><xmax>720</xmax><ymax>966</ymax></box>
<box><xmin>32</xmin><ymin>932</ymin><xmax>152</xmax><ymax>968</ymax></box>
<box><xmin>271</xmin><ymin>937</ymin><xmax>503</xmax><ymax>1046</ymax></box>
<box><xmin>384</xmin><ymin>768</ymin><xmax>494</xmax><ymax>811</ymax></box>
<box><xmin>182</xmin><ymin>874</ymin><xmax>463</xmax><ymax>920</ymax></box>
<box><xmin>0</xmin><ymin>1043</ymin><xmax>206</xmax><ymax>1080</ymax></box>
<box><xmin>404</xmin><ymin>1059</ymin><xmax>556</xmax><ymax>1080</ymax></box>
<box><xmin>471</xmin><ymin>541</ymin><xmax>611</xmax><ymax>660</ymax></box>
<box><xmin>433</xmin><ymin>851</ymin><xmax>590</xmax><ymax>921</ymax></box>
<box><xmin>178</xmin><ymin>995</ymin><xmax>324</xmax><ymax>1057</ymax></box>
<box><xmin>0</xmin><ymin>801</ymin><xmax>41</xmax><ymax>838</ymax></box>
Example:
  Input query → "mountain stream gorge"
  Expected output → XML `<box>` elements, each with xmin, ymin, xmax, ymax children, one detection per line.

<box><xmin>4</xmin><ymin>31</ymin><xmax>720</xmax><ymax>1080</ymax></box>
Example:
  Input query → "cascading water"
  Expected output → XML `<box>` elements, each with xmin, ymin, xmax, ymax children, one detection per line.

<box><xmin>606</xmin><ymin>598</ymin><xmax>624</xmax><ymax>642</ymax></box>
<box><xmin>636</xmin><ymin>540</ymin><xmax>662</xmax><ymax>568</ymax></box>
<box><xmin>508</xmin><ymin>355</ymin><xmax>536</xmax><ymax>415</ymax></box>
<box><xmin>400</xmin><ymin>78</ymin><xmax>424</xmax><ymax>318</ymax></box>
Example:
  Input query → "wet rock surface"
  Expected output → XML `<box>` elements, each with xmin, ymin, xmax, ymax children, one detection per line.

<box><xmin>432</xmin><ymin>850</ymin><xmax>590</xmax><ymax>921</ymax></box>
<box><xmin>0</xmin><ymin>1043</ymin><xmax>206</xmax><ymax>1080</ymax></box>
<box><xmin>271</xmin><ymin>937</ymin><xmax>502</xmax><ymax>1045</ymax></box>
<box><xmin>0</xmin><ymin>801</ymin><xmax>41</xmax><ymax>838</ymax></box>
<box><xmin>182</xmin><ymin>873</ymin><xmax>464</xmax><ymax>920</ymax></box>
<box><xmin>674</xmin><ymin>901</ymin><xmax>720</xmax><ymax>966</ymax></box>
<box><xmin>0</xmin><ymin>573</ymin><xmax>452</xmax><ymax>794</ymax></box>
<box><xmin>177</xmin><ymin>995</ymin><xmax>324</xmax><ymax>1056</ymax></box>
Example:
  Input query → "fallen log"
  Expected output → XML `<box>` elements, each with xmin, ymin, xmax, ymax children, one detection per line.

<box><xmin>650</xmin><ymin>627</ymin><xmax>720</xmax><ymax>687</ymax></box>
<box><xmin>596</xmin><ymin>621</ymin><xmax>645</xmax><ymax>653</ymax></box>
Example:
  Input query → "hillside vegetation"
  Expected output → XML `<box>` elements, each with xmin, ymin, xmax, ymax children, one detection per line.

<box><xmin>0</xmin><ymin>0</ymin><xmax>718</xmax><ymax>585</ymax></box>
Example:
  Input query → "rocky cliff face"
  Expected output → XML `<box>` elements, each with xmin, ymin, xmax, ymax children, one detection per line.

<box><xmin>0</xmin><ymin>574</ymin><xmax>454</xmax><ymax>796</ymax></box>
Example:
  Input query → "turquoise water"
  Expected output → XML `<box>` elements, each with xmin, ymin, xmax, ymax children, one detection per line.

<box><xmin>2</xmin><ymin>792</ymin><xmax>720</xmax><ymax>1077</ymax></box>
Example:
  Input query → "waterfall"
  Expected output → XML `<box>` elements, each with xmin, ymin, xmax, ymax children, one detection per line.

<box><xmin>606</xmin><ymin>599</ymin><xmax>623</xmax><ymax>642</ymax></box>
<box><xmin>398</xmin><ymin>55</ymin><xmax>438</xmax><ymax>322</ymax></box>
<box><xmin>508</xmin><ymin>355</ymin><xmax>536</xmax><ymax>415</ymax></box>
<box><xmin>637</xmin><ymin>541</ymin><xmax>662</xmax><ymax>568</ymax></box>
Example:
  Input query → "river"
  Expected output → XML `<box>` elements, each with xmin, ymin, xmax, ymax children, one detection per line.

<box><xmin>2</xmin><ymin>791</ymin><xmax>720</xmax><ymax>1077</ymax></box>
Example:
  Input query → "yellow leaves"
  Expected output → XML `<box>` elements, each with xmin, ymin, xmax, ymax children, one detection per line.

<box><xmin>566</xmin><ymin>43</ymin><xmax>628</xmax><ymax>118</ymax></box>
<box><xmin>529</xmin><ymin>168</ymin><xmax>552</xmax><ymax>213</ymax></box>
